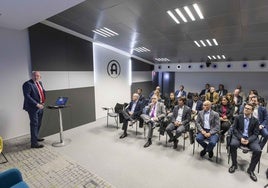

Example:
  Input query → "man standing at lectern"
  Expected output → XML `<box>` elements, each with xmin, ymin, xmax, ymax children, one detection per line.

<box><xmin>23</xmin><ymin>71</ymin><xmax>46</xmax><ymax>148</ymax></box>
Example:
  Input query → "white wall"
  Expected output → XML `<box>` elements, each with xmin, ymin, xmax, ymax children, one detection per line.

<box><xmin>132</xmin><ymin>71</ymin><xmax>152</xmax><ymax>83</ymax></box>
<box><xmin>93</xmin><ymin>43</ymin><xmax>131</xmax><ymax>119</ymax></box>
<box><xmin>0</xmin><ymin>27</ymin><xmax>31</xmax><ymax>139</ymax></box>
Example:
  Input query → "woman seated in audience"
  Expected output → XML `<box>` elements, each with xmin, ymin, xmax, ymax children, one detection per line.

<box><xmin>164</xmin><ymin>92</ymin><xmax>177</xmax><ymax>114</ymax></box>
<box><xmin>214</xmin><ymin>96</ymin><xmax>234</xmax><ymax>143</ymax></box>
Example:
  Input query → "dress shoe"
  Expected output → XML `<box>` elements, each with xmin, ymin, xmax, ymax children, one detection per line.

<box><xmin>144</xmin><ymin>140</ymin><xmax>152</xmax><ymax>148</ymax></box>
<box><xmin>37</xmin><ymin>138</ymin><xmax>45</xmax><ymax>142</ymax></box>
<box><xmin>200</xmin><ymin>149</ymin><xmax>206</xmax><ymax>157</ymax></box>
<box><xmin>119</xmin><ymin>133</ymin><xmax>127</xmax><ymax>139</ymax></box>
<box><xmin>168</xmin><ymin>138</ymin><xmax>174</xmax><ymax>143</ymax></box>
<box><xmin>228</xmin><ymin>165</ymin><xmax>237</xmax><ymax>173</ymax></box>
<box><xmin>31</xmin><ymin>144</ymin><xmax>44</xmax><ymax>149</ymax></box>
<box><xmin>208</xmin><ymin>151</ymin><xmax>214</xmax><ymax>158</ymax></box>
<box><xmin>247</xmin><ymin>169</ymin><xmax>257</xmax><ymax>182</ymax></box>
<box><xmin>173</xmin><ymin>139</ymin><xmax>178</xmax><ymax>149</ymax></box>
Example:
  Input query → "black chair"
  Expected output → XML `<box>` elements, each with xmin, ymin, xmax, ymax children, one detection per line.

<box><xmin>102</xmin><ymin>103</ymin><xmax>126</xmax><ymax>129</ymax></box>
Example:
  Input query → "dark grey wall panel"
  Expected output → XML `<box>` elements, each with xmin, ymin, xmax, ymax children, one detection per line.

<box><xmin>40</xmin><ymin>87</ymin><xmax>95</xmax><ymax>137</ymax></box>
<box><xmin>131</xmin><ymin>81</ymin><xmax>153</xmax><ymax>99</ymax></box>
<box><xmin>29</xmin><ymin>23</ymin><xmax>93</xmax><ymax>71</ymax></box>
<box><xmin>131</xmin><ymin>58</ymin><xmax>154</xmax><ymax>71</ymax></box>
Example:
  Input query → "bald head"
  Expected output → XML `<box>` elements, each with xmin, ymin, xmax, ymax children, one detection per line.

<box><xmin>203</xmin><ymin>100</ymin><xmax>212</xmax><ymax>111</ymax></box>
<box><xmin>32</xmin><ymin>71</ymin><xmax>41</xmax><ymax>82</ymax></box>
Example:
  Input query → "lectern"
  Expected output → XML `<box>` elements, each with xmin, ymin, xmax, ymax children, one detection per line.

<box><xmin>47</xmin><ymin>105</ymin><xmax>71</xmax><ymax>147</ymax></box>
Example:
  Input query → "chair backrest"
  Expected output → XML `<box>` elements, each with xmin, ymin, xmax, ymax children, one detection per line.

<box><xmin>0</xmin><ymin>136</ymin><xmax>3</xmax><ymax>153</ymax></box>
<box><xmin>114</xmin><ymin>103</ymin><xmax>124</xmax><ymax>113</ymax></box>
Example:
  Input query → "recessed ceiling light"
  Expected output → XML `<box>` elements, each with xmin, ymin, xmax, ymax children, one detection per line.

<box><xmin>212</xmin><ymin>38</ymin><xmax>218</xmax><ymax>46</ymax></box>
<box><xmin>194</xmin><ymin>41</ymin><xmax>200</xmax><ymax>47</ymax></box>
<box><xmin>206</xmin><ymin>39</ymin><xmax>212</xmax><ymax>46</ymax></box>
<box><xmin>92</xmin><ymin>27</ymin><xmax>119</xmax><ymax>38</ymax></box>
<box><xmin>167</xmin><ymin>10</ymin><xmax>180</xmax><ymax>24</ymax></box>
<box><xmin>217</xmin><ymin>55</ymin><xmax>221</xmax><ymax>59</ymax></box>
<box><xmin>200</xmin><ymin>40</ymin><xmax>206</xmax><ymax>47</ymax></box>
<box><xmin>193</xmin><ymin>4</ymin><xmax>204</xmax><ymax>19</ymax></box>
<box><xmin>212</xmin><ymin>56</ymin><xmax>217</xmax><ymax>60</ymax></box>
<box><xmin>222</xmin><ymin>55</ymin><xmax>226</xmax><ymax>59</ymax></box>
<box><xmin>207</xmin><ymin>56</ymin><xmax>212</xmax><ymax>60</ymax></box>
<box><xmin>175</xmin><ymin>8</ymin><xmax>187</xmax><ymax>22</ymax></box>
<box><xmin>184</xmin><ymin>6</ymin><xmax>195</xmax><ymax>21</ymax></box>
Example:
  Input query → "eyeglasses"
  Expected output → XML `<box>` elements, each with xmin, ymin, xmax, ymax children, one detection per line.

<box><xmin>244</xmin><ymin>107</ymin><xmax>252</xmax><ymax>110</ymax></box>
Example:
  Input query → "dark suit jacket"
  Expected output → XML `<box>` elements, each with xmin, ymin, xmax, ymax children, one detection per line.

<box><xmin>186</xmin><ymin>99</ymin><xmax>203</xmax><ymax>112</ymax></box>
<box><xmin>23</xmin><ymin>79</ymin><xmax>46</xmax><ymax>112</ymax></box>
<box><xmin>199</xmin><ymin>89</ymin><xmax>209</xmax><ymax>96</ymax></box>
<box><xmin>196</xmin><ymin>110</ymin><xmax>220</xmax><ymax>135</ymax></box>
<box><xmin>233</xmin><ymin>114</ymin><xmax>259</xmax><ymax>143</ymax></box>
<box><xmin>256</xmin><ymin>106</ymin><xmax>268</xmax><ymax>126</ymax></box>
<box><xmin>216</xmin><ymin>89</ymin><xmax>228</xmax><ymax>96</ymax></box>
<box><xmin>126</xmin><ymin>101</ymin><xmax>143</xmax><ymax>119</ymax></box>
<box><xmin>171</xmin><ymin>105</ymin><xmax>191</xmax><ymax>128</ymax></box>
<box><xmin>174</xmin><ymin>90</ymin><xmax>187</xmax><ymax>98</ymax></box>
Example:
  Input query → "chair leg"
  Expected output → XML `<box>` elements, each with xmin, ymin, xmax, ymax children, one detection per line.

<box><xmin>106</xmin><ymin>113</ymin><xmax>109</xmax><ymax>127</ymax></box>
<box><xmin>183</xmin><ymin>132</ymin><xmax>186</xmax><ymax>151</ymax></box>
<box><xmin>193</xmin><ymin>140</ymin><xmax>195</xmax><ymax>155</ymax></box>
<box><xmin>116</xmin><ymin>116</ymin><xmax>119</xmax><ymax>129</ymax></box>
<box><xmin>136</xmin><ymin>122</ymin><xmax>138</xmax><ymax>135</ymax></box>
<box><xmin>227</xmin><ymin>146</ymin><xmax>230</xmax><ymax>164</ymax></box>
<box><xmin>166</xmin><ymin>133</ymin><xmax>168</xmax><ymax>146</ymax></box>
<box><xmin>0</xmin><ymin>152</ymin><xmax>8</xmax><ymax>164</ymax></box>
<box><xmin>216</xmin><ymin>142</ymin><xmax>219</xmax><ymax>163</ymax></box>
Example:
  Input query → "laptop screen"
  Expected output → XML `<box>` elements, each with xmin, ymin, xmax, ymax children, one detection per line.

<box><xmin>55</xmin><ymin>97</ymin><xmax>68</xmax><ymax>106</ymax></box>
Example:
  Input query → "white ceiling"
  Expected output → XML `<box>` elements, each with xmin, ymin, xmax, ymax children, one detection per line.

<box><xmin>0</xmin><ymin>0</ymin><xmax>85</xmax><ymax>30</ymax></box>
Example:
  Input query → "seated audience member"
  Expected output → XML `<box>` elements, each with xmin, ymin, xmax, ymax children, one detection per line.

<box><xmin>166</xmin><ymin>97</ymin><xmax>191</xmax><ymax>149</ymax></box>
<box><xmin>195</xmin><ymin>100</ymin><xmax>220</xmax><ymax>158</ymax></box>
<box><xmin>250</xmin><ymin>96</ymin><xmax>268</xmax><ymax>149</ymax></box>
<box><xmin>215</xmin><ymin>96</ymin><xmax>234</xmax><ymax>143</ymax></box>
<box><xmin>228</xmin><ymin>103</ymin><xmax>261</xmax><ymax>182</ymax></box>
<box><xmin>149</xmin><ymin>86</ymin><xmax>161</xmax><ymax>99</ymax></box>
<box><xmin>216</xmin><ymin>84</ymin><xmax>228</xmax><ymax>97</ymax></box>
<box><xmin>141</xmin><ymin>95</ymin><xmax>166</xmax><ymax>148</ymax></box>
<box><xmin>136</xmin><ymin>88</ymin><xmax>145</xmax><ymax>103</ymax></box>
<box><xmin>186</xmin><ymin>93</ymin><xmax>203</xmax><ymax>120</ymax></box>
<box><xmin>119</xmin><ymin>93</ymin><xmax>142</xmax><ymax>139</ymax></box>
<box><xmin>205</xmin><ymin>87</ymin><xmax>219</xmax><ymax>106</ymax></box>
<box><xmin>164</xmin><ymin>92</ymin><xmax>178</xmax><ymax>114</ymax></box>
<box><xmin>199</xmin><ymin>83</ymin><xmax>210</xmax><ymax>97</ymax></box>
<box><xmin>175</xmin><ymin>85</ymin><xmax>187</xmax><ymax>98</ymax></box>
<box><xmin>233</xmin><ymin>89</ymin><xmax>243</xmax><ymax>115</ymax></box>
<box><xmin>236</xmin><ymin>85</ymin><xmax>246</xmax><ymax>101</ymax></box>
<box><xmin>226</xmin><ymin>93</ymin><xmax>235</xmax><ymax>106</ymax></box>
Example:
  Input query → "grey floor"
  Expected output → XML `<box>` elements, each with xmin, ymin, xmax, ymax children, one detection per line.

<box><xmin>45</xmin><ymin>118</ymin><xmax>268</xmax><ymax>188</ymax></box>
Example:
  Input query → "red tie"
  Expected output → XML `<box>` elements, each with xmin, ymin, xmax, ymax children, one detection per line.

<box><xmin>36</xmin><ymin>82</ymin><xmax>45</xmax><ymax>103</ymax></box>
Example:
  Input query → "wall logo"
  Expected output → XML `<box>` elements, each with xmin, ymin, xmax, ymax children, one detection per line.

<box><xmin>107</xmin><ymin>60</ymin><xmax>121</xmax><ymax>78</ymax></box>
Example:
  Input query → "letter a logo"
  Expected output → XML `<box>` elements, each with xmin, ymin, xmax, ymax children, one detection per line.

<box><xmin>107</xmin><ymin>60</ymin><xmax>121</xmax><ymax>78</ymax></box>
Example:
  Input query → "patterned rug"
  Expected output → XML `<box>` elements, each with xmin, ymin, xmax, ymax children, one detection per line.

<box><xmin>0</xmin><ymin>136</ymin><xmax>114</xmax><ymax>188</ymax></box>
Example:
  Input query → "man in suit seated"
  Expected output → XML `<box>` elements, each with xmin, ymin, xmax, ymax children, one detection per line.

<box><xmin>166</xmin><ymin>97</ymin><xmax>191</xmax><ymax>149</ymax></box>
<box><xmin>119</xmin><ymin>93</ymin><xmax>142</xmax><ymax>139</ymax></box>
<box><xmin>195</xmin><ymin>100</ymin><xmax>220</xmax><ymax>158</ymax></box>
<box><xmin>175</xmin><ymin>85</ymin><xmax>187</xmax><ymax>99</ymax></box>
<box><xmin>249</xmin><ymin>96</ymin><xmax>268</xmax><ymax>150</ymax></box>
<box><xmin>141</xmin><ymin>95</ymin><xmax>166</xmax><ymax>148</ymax></box>
<box><xmin>228</xmin><ymin>103</ymin><xmax>262</xmax><ymax>182</ymax></box>
<box><xmin>205</xmin><ymin>87</ymin><xmax>219</xmax><ymax>106</ymax></box>
<box><xmin>186</xmin><ymin>93</ymin><xmax>203</xmax><ymax>120</ymax></box>
<box><xmin>199</xmin><ymin>83</ymin><xmax>210</xmax><ymax>98</ymax></box>
<box><xmin>216</xmin><ymin>84</ymin><xmax>228</xmax><ymax>97</ymax></box>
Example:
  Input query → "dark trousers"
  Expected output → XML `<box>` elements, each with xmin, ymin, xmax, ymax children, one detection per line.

<box><xmin>230</xmin><ymin>135</ymin><xmax>262</xmax><ymax>171</ymax></box>
<box><xmin>196</xmin><ymin>130</ymin><xmax>219</xmax><ymax>152</ymax></box>
<box><xmin>28</xmin><ymin>108</ymin><xmax>43</xmax><ymax>146</ymax></box>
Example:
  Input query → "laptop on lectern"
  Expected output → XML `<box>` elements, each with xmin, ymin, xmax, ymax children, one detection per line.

<box><xmin>48</xmin><ymin>97</ymin><xmax>68</xmax><ymax>108</ymax></box>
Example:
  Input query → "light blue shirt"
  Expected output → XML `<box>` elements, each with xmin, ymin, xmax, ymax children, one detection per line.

<box><xmin>203</xmin><ymin>110</ymin><xmax>210</xmax><ymax>129</ymax></box>
<box><xmin>130</xmin><ymin>102</ymin><xmax>137</xmax><ymax>113</ymax></box>
<box><xmin>243</xmin><ymin>115</ymin><xmax>250</xmax><ymax>138</ymax></box>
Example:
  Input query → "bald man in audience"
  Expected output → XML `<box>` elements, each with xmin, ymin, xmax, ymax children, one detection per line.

<box><xmin>195</xmin><ymin>100</ymin><xmax>220</xmax><ymax>158</ymax></box>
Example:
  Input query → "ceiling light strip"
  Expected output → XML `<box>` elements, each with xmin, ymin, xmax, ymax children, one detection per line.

<box><xmin>206</xmin><ymin>39</ymin><xmax>212</xmax><ymax>46</ymax></box>
<box><xmin>167</xmin><ymin>10</ymin><xmax>180</xmax><ymax>24</ymax></box>
<box><xmin>213</xmin><ymin>38</ymin><xmax>218</xmax><ymax>45</ymax></box>
<box><xmin>222</xmin><ymin>55</ymin><xmax>226</xmax><ymax>59</ymax></box>
<box><xmin>104</xmin><ymin>27</ymin><xmax>119</xmax><ymax>35</ymax></box>
<box><xmin>193</xmin><ymin>4</ymin><xmax>204</xmax><ymax>19</ymax></box>
<box><xmin>207</xmin><ymin>56</ymin><xmax>212</xmax><ymax>60</ymax></box>
<box><xmin>175</xmin><ymin>8</ymin><xmax>187</xmax><ymax>22</ymax></box>
<box><xmin>96</xmin><ymin>29</ymin><xmax>111</xmax><ymax>37</ymax></box>
<box><xmin>194</xmin><ymin>41</ymin><xmax>200</xmax><ymax>47</ymax></box>
<box><xmin>184</xmin><ymin>6</ymin><xmax>195</xmax><ymax>21</ymax></box>
<box><xmin>92</xmin><ymin>30</ymin><xmax>108</xmax><ymax>37</ymax></box>
<box><xmin>200</xmin><ymin>40</ymin><xmax>206</xmax><ymax>47</ymax></box>
<box><xmin>99</xmin><ymin>28</ymin><xmax>115</xmax><ymax>36</ymax></box>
